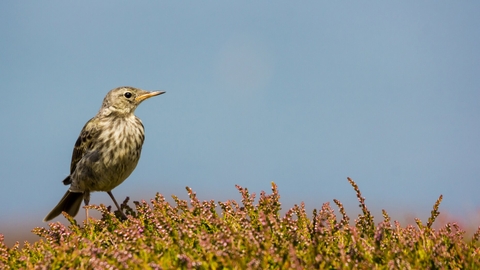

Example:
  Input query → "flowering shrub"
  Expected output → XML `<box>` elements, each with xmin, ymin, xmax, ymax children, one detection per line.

<box><xmin>1</xmin><ymin>178</ymin><xmax>479</xmax><ymax>269</ymax></box>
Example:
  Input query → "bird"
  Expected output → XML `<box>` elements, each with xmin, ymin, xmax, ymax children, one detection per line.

<box><xmin>44</xmin><ymin>86</ymin><xmax>165</xmax><ymax>222</ymax></box>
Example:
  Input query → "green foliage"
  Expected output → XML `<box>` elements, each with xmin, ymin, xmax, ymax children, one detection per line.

<box><xmin>1</xmin><ymin>178</ymin><xmax>480</xmax><ymax>269</ymax></box>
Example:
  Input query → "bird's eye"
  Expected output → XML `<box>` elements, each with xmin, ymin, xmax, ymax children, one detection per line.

<box><xmin>124</xmin><ymin>92</ymin><xmax>132</xmax><ymax>98</ymax></box>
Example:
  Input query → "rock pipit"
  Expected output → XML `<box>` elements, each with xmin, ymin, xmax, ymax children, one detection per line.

<box><xmin>44</xmin><ymin>86</ymin><xmax>165</xmax><ymax>222</ymax></box>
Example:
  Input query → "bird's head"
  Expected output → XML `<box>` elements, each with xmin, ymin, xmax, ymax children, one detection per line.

<box><xmin>100</xmin><ymin>86</ymin><xmax>165</xmax><ymax>116</ymax></box>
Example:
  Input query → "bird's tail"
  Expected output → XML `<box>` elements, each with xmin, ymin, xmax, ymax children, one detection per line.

<box><xmin>43</xmin><ymin>191</ymin><xmax>84</xmax><ymax>222</ymax></box>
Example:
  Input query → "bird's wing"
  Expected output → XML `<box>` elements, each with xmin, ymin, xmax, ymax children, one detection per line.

<box><xmin>69</xmin><ymin>118</ymin><xmax>101</xmax><ymax>175</ymax></box>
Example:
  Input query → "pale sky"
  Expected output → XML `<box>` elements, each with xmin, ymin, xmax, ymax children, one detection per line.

<box><xmin>1</xmin><ymin>2</ymin><xmax>479</xmax><ymax>245</ymax></box>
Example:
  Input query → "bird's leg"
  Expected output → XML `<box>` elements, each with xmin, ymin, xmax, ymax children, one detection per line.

<box><xmin>84</xmin><ymin>191</ymin><xmax>90</xmax><ymax>223</ymax></box>
<box><xmin>107</xmin><ymin>191</ymin><xmax>127</xmax><ymax>220</ymax></box>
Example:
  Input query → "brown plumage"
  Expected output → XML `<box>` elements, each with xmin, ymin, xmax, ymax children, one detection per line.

<box><xmin>44</xmin><ymin>86</ymin><xmax>165</xmax><ymax>222</ymax></box>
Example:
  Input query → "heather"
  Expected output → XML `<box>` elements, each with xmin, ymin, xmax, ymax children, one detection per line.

<box><xmin>1</xmin><ymin>178</ymin><xmax>479</xmax><ymax>269</ymax></box>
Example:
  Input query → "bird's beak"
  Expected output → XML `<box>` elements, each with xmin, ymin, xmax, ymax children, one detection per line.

<box><xmin>135</xmin><ymin>91</ymin><xmax>166</xmax><ymax>102</ymax></box>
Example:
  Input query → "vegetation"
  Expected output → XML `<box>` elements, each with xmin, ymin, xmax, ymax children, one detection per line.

<box><xmin>1</xmin><ymin>178</ymin><xmax>479</xmax><ymax>269</ymax></box>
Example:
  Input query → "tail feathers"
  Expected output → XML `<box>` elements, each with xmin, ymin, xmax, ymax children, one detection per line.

<box><xmin>43</xmin><ymin>191</ymin><xmax>84</xmax><ymax>222</ymax></box>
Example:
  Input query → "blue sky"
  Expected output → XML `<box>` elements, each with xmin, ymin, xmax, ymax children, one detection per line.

<box><xmin>1</xmin><ymin>2</ymin><xmax>479</xmax><ymax>245</ymax></box>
